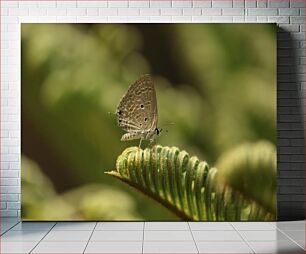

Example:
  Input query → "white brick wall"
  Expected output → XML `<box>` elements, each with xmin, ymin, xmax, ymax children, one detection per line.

<box><xmin>0</xmin><ymin>0</ymin><xmax>305</xmax><ymax>218</ymax></box>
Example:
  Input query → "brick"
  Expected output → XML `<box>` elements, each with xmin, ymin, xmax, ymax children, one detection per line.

<box><xmin>278</xmin><ymin>24</ymin><xmax>300</xmax><ymax>32</ymax></box>
<box><xmin>183</xmin><ymin>8</ymin><xmax>202</xmax><ymax>16</ymax></box>
<box><xmin>118</xmin><ymin>8</ymin><xmax>140</xmax><ymax>16</ymax></box>
<box><xmin>278</xmin><ymin>8</ymin><xmax>300</xmax><ymax>15</ymax></box>
<box><xmin>107</xmin><ymin>16</ymin><xmax>129</xmax><ymax>22</ymax></box>
<box><xmin>140</xmin><ymin>8</ymin><xmax>160</xmax><ymax>16</ymax></box>
<box><xmin>0</xmin><ymin>210</ymin><xmax>18</xmax><ymax>217</ymax></box>
<box><xmin>290</xmin><ymin>0</ymin><xmax>305</xmax><ymax>7</ymax></box>
<box><xmin>279</xmin><ymin>186</ymin><xmax>304</xmax><ymax>194</ymax></box>
<box><xmin>86</xmin><ymin>8</ymin><xmax>99</xmax><ymax>16</ymax></box>
<box><xmin>0</xmin><ymin>170</ymin><xmax>19</xmax><ymax>178</ymax></box>
<box><xmin>1</xmin><ymin>202</ymin><xmax>7</xmax><ymax>209</ymax></box>
<box><xmin>127</xmin><ymin>16</ymin><xmax>150</xmax><ymax>22</ymax></box>
<box><xmin>129</xmin><ymin>0</ymin><xmax>149</xmax><ymax>7</ymax></box>
<box><xmin>67</xmin><ymin>8</ymin><xmax>86</xmax><ymax>16</ymax></box>
<box><xmin>192</xmin><ymin>16</ymin><xmax>212</xmax><ymax>22</ymax></box>
<box><xmin>47</xmin><ymin>8</ymin><xmax>67</xmax><ymax>16</ymax></box>
<box><xmin>233</xmin><ymin>16</ymin><xmax>245</xmax><ymax>22</ymax></box>
<box><xmin>247</xmin><ymin>8</ymin><xmax>278</xmax><ymax>15</ymax></box>
<box><xmin>99</xmin><ymin>8</ymin><xmax>118</xmax><ymax>16</ymax></box>
<box><xmin>245</xmin><ymin>0</ymin><xmax>256</xmax><ymax>7</ymax></box>
<box><xmin>77</xmin><ymin>1</ymin><xmax>108</xmax><ymax>8</ymax></box>
<box><xmin>279</xmin><ymin>146</ymin><xmax>304</xmax><ymax>154</ymax></box>
<box><xmin>172</xmin><ymin>0</ymin><xmax>192</xmax><ymax>7</ymax></box>
<box><xmin>244</xmin><ymin>16</ymin><xmax>257</xmax><ymax>22</ymax></box>
<box><xmin>268</xmin><ymin>16</ymin><xmax>289</xmax><ymax>23</ymax></box>
<box><xmin>222</xmin><ymin>8</ymin><xmax>245</xmax><ymax>15</ymax></box>
<box><xmin>1</xmin><ymin>1</ymin><xmax>18</xmax><ymax>8</ymax></box>
<box><xmin>268</xmin><ymin>0</ymin><xmax>289</xmax><ymax>8</ymax></box>
<box><xmin>1</xmin><ymin>8</ymin><xmax>8</xmax><ymax>16</ymax></box>
<box><xmin>257</xmin><ymin>0</ymin><xmax>267</xmax><ymax>8</ymax></box>
<box><xmin>278</xmin><ymin>179</ymin><xmax>305</xmax><ymax>186</ymax></box>
<box><xmin>7</xmin><ymin>202</ymin><xmax>20</xmax><ymax>210</ymax></box>
<box><xmin>150</xmin><ymin>0</ymin><xmax>172</xmax><ymax>7</ymax></box>
<box><xmin>290</xmin><ymin>16</ymin><xmax>304</xmax><ymax>24</ymax></box>
<box><xmin>212</xmin><ymin>0</ymin><xmax>232</xmax><ymax>7</ymax></box>
<box><xmin>9</xmin><ymin>162</ymin><xmax>20</xmax><ymax>170</ymax></box>
<box><xmin>279</xmin><ymin>130</ymin><xmax>304</xmax><ymax>138</ymax></box>
<box><xmin>0</xmin><ymin>194</ymin><xmax>18</xmax><ymax>202</ymax></box>
<box><xmin>233</xmin><ymin>0</ymin><xmax>244</xmax><ymax>7</ymax></box>
<box><xmin>8</xmin><ymin>8</ymin><xmax>29</xmax><ymax>16</ymax></box>
<box><xmin>29</xmin><ymin>8</ymin><xmax>47</xmax><ymax>16</ymax></box>
<box><xmin>212</xmin><ymin>16</ymin><xmax>233</xmax><ymax>22</ymax></box>
<box><xmin>150</xmin><ymin>16</ymin><xmax>172</xmax><ymax>22</ymax></box>
<box><xmin>38</xmin><ymin>1</ymin><xmax>56</xmax><ymax>8</ymax></box>
<box><xmin>76</xmin><ymin>16</ymin><xmax>106</xmax><ymax>22</ymax></box>
<box><xmin>172</xmin><ymin>16</ymin><xmax>192</xmax><ymax>22</ymax></box>
<box><xmin>108</xmin><ymin>0</ymin><xmax>128</xmax><ymax>8</ymax></box>
<box><xmin>0</xmin><ymin>186</ymin><xmax>20</xmax><ymax>194</ymax></box>
<box><xmin>56</xmin><ymin>1</ymin><xmax>77</xmax><ymax>8</ymax></box>
<box><xmin>193</xmin><ymin>0</ymin><xmax>212</xmax><ymax>7</ymax></box>
<box><xmin>291</xmin><ymin>139</ymin><xmax>305</xmax><ymax>146</ymax></box>
<box><xmin>202</xmin><ymin>8</ymin><xmax>221</xmax><ymax>15</ymax></box>
<box><xmin>257</xmin><ymin>16</ymin><xmax>268</xmax><ymax>22</ymax></box>
<box><xmin>161</xmin><ymin>8</ymin><xmax>183</xmax><ymax>16</ymax></box>
<box><xmin>279</xmin><ymin>170</ymin><xmax>304</xmax><ymax>178</ymax></box>
<box><xmin>0</xmin><ymin>178</ymin><xmax>19</xmax><ymax>186</ymax></box>
<box><xmin>278</xmin><ymin>195</ymin><xmax>304</xmax><ymax>202</ymax></box>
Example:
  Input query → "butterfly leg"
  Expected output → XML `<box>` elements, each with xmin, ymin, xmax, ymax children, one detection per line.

<box><xmin>148</xmin><ymin>138</ymin><xmax>155</xmax><ymax>147</ymax></box>
<box><xmin>138</xmin><ymin>138</ymin><xmax>143</xmax><ymax>149</ymax></box>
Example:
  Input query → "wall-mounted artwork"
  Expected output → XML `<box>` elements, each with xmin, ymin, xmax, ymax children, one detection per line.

<box><xmin>21</xmin><ymin>24</ymin><xmax>276</xmax><ymax>221</ymax></box>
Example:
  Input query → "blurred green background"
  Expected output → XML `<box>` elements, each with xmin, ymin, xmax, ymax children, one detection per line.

<box><xmin>21</xmin><ymin>24</ymin><xmax>276</xmax><ymax>220</ymax></box>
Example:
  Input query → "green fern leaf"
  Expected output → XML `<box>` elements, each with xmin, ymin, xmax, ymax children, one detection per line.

<box><xmin>105</xmin><ymin>143</ymin><xmax>276</xmax><ymax>221</ymax></box>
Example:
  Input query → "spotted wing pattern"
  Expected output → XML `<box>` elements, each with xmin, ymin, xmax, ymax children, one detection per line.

<box><xmin>116</xmin><ymin>74</ymin><xmax>158</xmax><ymax>133</ymax></box>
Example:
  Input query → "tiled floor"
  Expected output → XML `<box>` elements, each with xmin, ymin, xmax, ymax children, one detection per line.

<box><xmin>0</xmin><ymin>218</ymin><xmax>304</xmax><ymax>253</ymax></box>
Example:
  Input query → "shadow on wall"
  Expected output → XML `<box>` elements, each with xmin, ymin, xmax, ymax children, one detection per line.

<box><xmin>277</xmin><ymin>27</ymin><xmax>305</xmax><ymax>220</ymax></box>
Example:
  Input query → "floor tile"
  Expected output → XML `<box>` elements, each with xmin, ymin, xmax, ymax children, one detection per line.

<box><xmin>0</xmin><ymin>241</ymin><xmax>37</xmax><ymax>253</ymax></box>
<box><xmin>231</xmin><ymin>222</ymin><xmax>275</xmax><ymax>230</ymax></box>
<box><xmin>249</xmin><ymin>240</ymin><xmax>304</xmax><ymax>253</ymax></box>
<box><xmin>192</xmin><ymin>230</ymin><xmax>243</xmax><ymax>241</ymax></box>
<box><xmin>90</xmin><ymin>230</ymin><xmax>143</xmax><ymax>241</ymax></box>
<box><xmin>189</xmin><ymin>222</ymin><xmax>233</xmax><ymax>231</ymax></box>
<box><xmin>144</xmin><ymin>230</ymin><xmax>193</xmax><ymax>241</ymax></box>
<box><xmin>276</xmin><ymin>221</ymin><xmax>305</xmax><ymax>231</ymax></box>
<box><xmin>32</xmin><ymin>241</ymin><xmax>87</xmax><ymax>253</ymax></box>
<box><xmin>239</xmin><ymin>230</ymin><xmax>290</xmax><ymax>241</ymax></box>
<box><xmin>197</xmin><ymin>241</ymin><xmax>253</xmax><ymax>253</ymax></box>
<box><xmin>85</xmin><ymin>241</ymin><xmax>142</xmax><ymax>253</ymax></box>
<box><xmin>0</xmin><ymin>230</ymin><xmax>47</xmax><ymax>242</ymax></box>
<box><xmin>282</xmin><ymin>230</ymin><xmax>305</xmax><ymax>249</ymax></box>
<box><xmin>52</xmin><ymin>222</ymin><xmax>96</xmax><ymax>230</ymax></box>
<box><xmin>282</xmin><ymin>230</ymin><xmax>305</xmax><ymax>241</ymax></box>
<box><xmin>0</xmin><ymin>218</ymin><xmax>20</xmax><ymax>223</ymax></box>
<box><xmin>42</xmin><ymin>230</ymin><xmax>92</xmax><ymax>241</ymax></box>
<box><xmin>11</xmin><ymin>222</ymin><xmax>55</xmax><ymax>231</ymax></box>
<box><xmin>0</xmin><ymin>222</ymin><xmax>20</xmax><ymax>233</ymax></box>
<box><xmin>143</xmin><ymin>241</ymin><xmax>198</xmax><ymax>253</ymax></box>
<box><xmin>96</xmin><ymin>222</ymin><xmax>143</xmax><ymax>231</ymax></box>
<box><xmin>145</xmin><ymin>222</ymin><xmax>190</xmax><ymax>230</ymax></box>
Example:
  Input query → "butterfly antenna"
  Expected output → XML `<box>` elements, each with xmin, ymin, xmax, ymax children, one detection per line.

<box><xmin>107</xmin><ymin>111</ymin><xmax>116</xmax><ymax>118</ymax></box>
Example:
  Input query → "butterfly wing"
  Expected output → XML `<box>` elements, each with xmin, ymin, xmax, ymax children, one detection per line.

<box><xmin>116</xmin><ymin>74</ymin><xmax>158</xmax><ymax>132</ymax></box>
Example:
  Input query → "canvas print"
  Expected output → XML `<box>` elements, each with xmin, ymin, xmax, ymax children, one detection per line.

<box><xmin>21</xmin><ymin>24</ymin><xmax>276</xmax><ymax>221</ymax></box>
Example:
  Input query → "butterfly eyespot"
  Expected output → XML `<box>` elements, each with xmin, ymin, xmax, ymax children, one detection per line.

<box><xmin>118</xmin><ymin>110</ymin><xmax>122</xmax><ymax>115</ymax></box>
<box><xmin>119</xmin><ymin>120</ymin><xmax>122</xmax><ymax>123</ymax></box>
<box><xmin>140</xmin><ymin>104</ymin><xmax>144</xmax><ymax>108</ymax></box>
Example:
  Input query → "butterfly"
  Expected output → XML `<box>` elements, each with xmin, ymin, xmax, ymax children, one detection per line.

<box><xmin>116</xmin><ymin>74</ymin><xmax>162</xmax><ymax>148</ymax></box>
